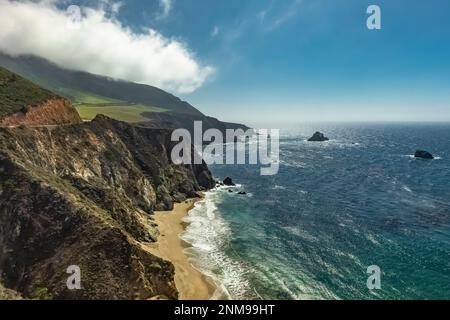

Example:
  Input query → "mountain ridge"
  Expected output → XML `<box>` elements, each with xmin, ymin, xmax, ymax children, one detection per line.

<box><xmin>0</xmin><ymin>53</ymin><xmax>249</xmax><ymax>133</ymax></box>
<box><xmin>0</xmin><ymin>53</ymin><xmax>202</xmax><ymax>115</ymax></box>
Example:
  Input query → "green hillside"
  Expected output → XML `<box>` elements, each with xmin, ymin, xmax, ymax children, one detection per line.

<box><xmin>58</xmin><ymin>88</ymin><xmax>122</xmax><ymax>104</ymax></box>
<box><xmin>76</xmin><ymin>103</ymin><xmax>166</xmax><ymax>123</ymax></box>
<box><xmin>0</xmin><ymin>67</ymin><xmax>57</xmax><ymax>118</ymax></box>
<box><xmin>0</xmin><ymin>54</ymin><xmax>248</xmax><ymax>131</ymax></box>
<box><xmin>63</xmin><ymin>89</ymin><xmax>168</xmax><ymax>122</ymax></box>
<box><xmin>0</xmin><ymin>54</ymin><xmax>203</xmax><ymax>117</ymax></box>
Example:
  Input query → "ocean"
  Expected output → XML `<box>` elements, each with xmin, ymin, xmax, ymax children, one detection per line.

<box><xmin>181</xmin><ymin>123</ymin><xmax>450</xmax><ymax>300</ymax></box>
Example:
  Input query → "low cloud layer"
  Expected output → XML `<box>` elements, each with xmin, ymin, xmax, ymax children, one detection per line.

<box><xmin>0</xmin><ymin>0</ymin><xmax>213</xmax><ymax>94</ymax></box>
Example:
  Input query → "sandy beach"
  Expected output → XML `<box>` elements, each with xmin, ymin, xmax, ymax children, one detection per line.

<box><xmin>145</xmin><ymin>198</ymin><xmax>217</xmax><ymax>300</ymax></box>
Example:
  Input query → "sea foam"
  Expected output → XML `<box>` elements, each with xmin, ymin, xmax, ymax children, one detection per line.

<box><xmin>181</xmin><ymin>190</ymin><xmax>256</xmax><ymax>299</ymax></box>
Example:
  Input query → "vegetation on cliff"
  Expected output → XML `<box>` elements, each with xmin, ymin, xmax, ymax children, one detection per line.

<box><xmin>0</xmin><ymin>67</ymin><xmax>57</xmax><ymax>119</ymax></box>
<box><xmin>0</xmin><ymin>67</ymin><xmax>81</xmax><ymax>126</ymax></box>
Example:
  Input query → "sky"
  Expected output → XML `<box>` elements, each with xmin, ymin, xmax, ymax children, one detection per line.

<box><xmin>1</xmin><ymin>0</ymin><xmax>450</xmax><ymax>126</ymax></box>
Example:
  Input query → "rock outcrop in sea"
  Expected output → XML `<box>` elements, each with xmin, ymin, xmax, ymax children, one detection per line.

<box><xmin>415</xmin><ymin>150</ymin><xmax>434</xmax><ymax>159</ymax></box>
<box><xmin>223</xmin><ymin>177</ymin><xmax>235</xmax><ymax>186</ymax></box>
<box><xmin>308</xmin><ymin>131</ymin><xmax>329</xmax><ymax>142</ymax></box>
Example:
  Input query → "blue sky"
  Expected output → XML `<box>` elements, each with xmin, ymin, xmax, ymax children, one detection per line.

<box><xmin>33</xmin><ymin>0</ymin><xmax>450</xmax><ymax>125</ymax></box>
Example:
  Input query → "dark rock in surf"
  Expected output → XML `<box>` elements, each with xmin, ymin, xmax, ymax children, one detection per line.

<box><xmin>414</xmin><ymin>150</ymin><xmax>434</xmax><ymax>159</ymax></box>
<box><xmin>308</xmin><ymin>131</ymin><xmax>329</xmax><ymax>142</ymax></box>
<box><xmin>223</xmin><ymin>177</ymin><xmax>235</xmax><ymax>186</ymax></box>
<box><xmin>216</xmin><ymin>180</ymin><xmax>224</xmax><ymax>187</ymax></box>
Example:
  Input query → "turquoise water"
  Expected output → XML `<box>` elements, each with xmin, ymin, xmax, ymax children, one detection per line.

<box><xmin>181</xmin><ymin>123</ymin><xmax>450</xmax><ymax>300</ymax></box>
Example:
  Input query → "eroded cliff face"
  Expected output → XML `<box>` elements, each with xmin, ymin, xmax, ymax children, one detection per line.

<box><xmin>0</xmin><ymin>115</ymin><xmax>214</xmax><ymax>299</ymax></box>
<box><xmin>0</xmin><ymin>98</ymin><xmax>82</xmax><ymax>127</ymax></box>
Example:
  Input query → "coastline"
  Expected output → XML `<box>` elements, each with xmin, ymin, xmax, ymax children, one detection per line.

<box><xmin>145</xmin><ymin>198</ymin><xmax>217</xmax><ymax>300</ymax></box>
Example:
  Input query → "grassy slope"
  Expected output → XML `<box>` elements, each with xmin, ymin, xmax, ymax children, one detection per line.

<box><xmin>0</xmin><ymin>55</ymin><xmax>206</xmax><ymax>123</ymax></box>
<box><xmin>76</xmin><ymin>103</ymin><xmax>166</xmax><ymax>123</ymax></box>
<box><xmin>58</xmin><ymin>87</ymin><xmax>122</xmax><ymax>104</ymax></box>
<box><xmin>0</xmin><ymin>65</ymin><xmax>167</xmax><ymax>123</ymax></box>
<box><xmin>60</xmin><ymin>87</ymin><xmax>167</xmax><ymax>122</ymax></box>
<box><xmin>0</xmin><ymin>67</ymin><xmax>57</xmax><ymax>118</ymax></box>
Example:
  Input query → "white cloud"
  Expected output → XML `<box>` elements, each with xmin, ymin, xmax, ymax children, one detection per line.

<box><xmin>211</xmin><ymin>25</ymin><xmax>219</xmax><ymax>37</ymax></box>
<box><xmin>159</xmin><ymin>0</ymin><xmax>172</xmax><ymax>19</ymax></box>
<box><xmin>110</xmin><ymin>1</ymin><xmax>123</xmax><ymax>14</ymax></box>
<box><xmin>260</xmin><ymin>0</ymin><xmax>303</xmax><ymax>32</ymax></box>
<box><xmin>257</xmin><ymin>10</ymin><xmax>268</xmax><ymax>24</ymax></box>
<box><xmin>0</xmin><ymin>0</ymin><xmax>213</xmax><ymax>94</ymax></box>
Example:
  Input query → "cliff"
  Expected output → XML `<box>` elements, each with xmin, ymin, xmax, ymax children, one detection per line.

<box><xmin>0</xmin><ymin>66</ymin><xmax>81</xmax><ymax>127</ymax></box>
<box><xmin>0</xmin><ymin>98</ymin><xmax>82</xmax><ymax>127</ymax></box>
<box><xmin>140</xmin><ymin>111</ymin><xmax>251</xmax><ymax>135</ymax></box>
<box><xmin>0</xmin><ymin>283</ymin><xmax>21</xmax><ymax>300</ymax></box>
<box><xmin>0</xmin><ymin>115</ymin><xmax>215</xmax><ymax>299</ymax></box>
